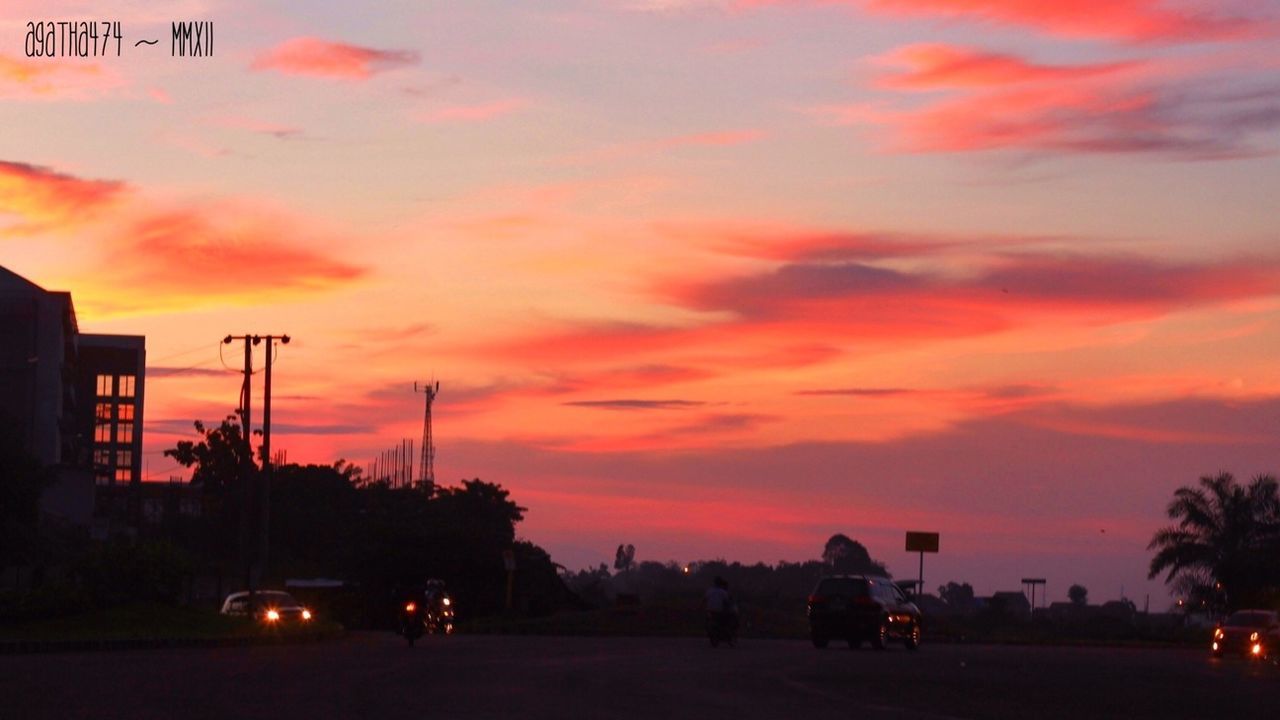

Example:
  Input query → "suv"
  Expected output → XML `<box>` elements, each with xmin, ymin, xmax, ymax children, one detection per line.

<box><xmin>807</xmin><ymin>575</ymin><xmax>921</xmax><ymax>650</ymax></box>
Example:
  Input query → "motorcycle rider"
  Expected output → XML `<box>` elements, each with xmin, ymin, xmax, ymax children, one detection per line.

<box><xmin>705</xmin><ymin>576</ymin><xmax>738</xmax><ymax>641</ymax></box>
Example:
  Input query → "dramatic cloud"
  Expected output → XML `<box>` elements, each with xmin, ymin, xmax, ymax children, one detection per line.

<box><xmin>251</xmin><ymin>37</ymin><xmax>419</xmax><ymax>79</ymax></box>
<box><xmin>0</xmin><ymin>161</ymin><xmax>366</xmax><ymax>313</ymax></box>
<box><xmin>94</xmin><ymin>206</ymin><xmax>365</xmax><ymax>310</ymax></box>
<box><xmin>743</xmin><ymin>0</ymin><xmax>1268</xmax><ymax>43</ymax></box>
<box><xmin>827</xmin><ymin>44</ymin><xmax>1280</xmax><ymax>158</ymax></box>
<box><xmin>0</xmin><ymin>160</ymin><xmax>126</xmax><ymax>232</ymax></box>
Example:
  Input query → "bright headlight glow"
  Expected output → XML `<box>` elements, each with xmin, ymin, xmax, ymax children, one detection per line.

<box><xmin>302</xmin><ymin>609</ymin><xmax>312</xmax><ymax>620</ymax></box>
<box><xmin>266</xmin><ymin>609</ymin><xmax>280</xmax><ymax>621</ymax></box>
<box><xmin>443</xmin><ymin>598</ymin><xmax>451</xmax><ymax>606</ymax></box>
<box><xmin>1250</xmin><ymin>631</ymin><xmax>1259</xmax><ymax>642</ymax></box>
<box><xmin>1252</xmin><ymin>643</ymin><xmax>1262</xmax><ymax>656</ymax></box>
<box><xmin>1212</xmin><ymin>642</ymin><xmax>1219</xmax><ymax>651</ymax></box>
<box><xmin>405</xmin><ymin>602</ymin><xmax>416</xmax><ymax>612</ymax></box>
<box><xmin>1214</xmin><ymin>628</ymin><xmax>1224</xmax><ymax>639</ymax></box>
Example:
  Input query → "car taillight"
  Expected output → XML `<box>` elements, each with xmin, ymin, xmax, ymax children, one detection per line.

<box><xmin>807</xmin><ymin>595</ymin><xmax>825</xmax><ymax>605</ymax></box>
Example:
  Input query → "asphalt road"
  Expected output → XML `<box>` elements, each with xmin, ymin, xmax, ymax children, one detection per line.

<box><xmin>4</xmin><ymin>633</ymin><xmax>1278</xmax><ymax>719</ymax></box>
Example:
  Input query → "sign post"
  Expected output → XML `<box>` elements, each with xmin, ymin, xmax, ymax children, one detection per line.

<box><xmin>502</xmin><ymin>548</ymin><xmax>517</xmax><ymax>612</ymax></box>
<box><xmin>905</xmin><ymin>531</ymin><xmax>940</xmax><ymax>597</ymax></box>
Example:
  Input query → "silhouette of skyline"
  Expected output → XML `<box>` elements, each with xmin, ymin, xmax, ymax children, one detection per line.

<box><xmin>4</xmin><ymin>0</ymin><xmax>1280</xmax><ymax>603</ymax></box>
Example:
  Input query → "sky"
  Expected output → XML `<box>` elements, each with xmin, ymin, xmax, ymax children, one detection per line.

<box><xmin>3</xmin><ymin>0</ymin><xmax>1280</xmax><ymax>605</ymax></box>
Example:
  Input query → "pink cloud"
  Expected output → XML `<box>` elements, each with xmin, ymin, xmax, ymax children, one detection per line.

<box><xmin>417</xmin><ymin>99</ymin><xmax>528</xmax><ymax>123</ymax></box>
<box><xmin>875</xmin><ymin>44</ymin><xmax>1143</xmax><ymax>90</ymax></box>
<box><xmin>742</xmin><ymin>0</ymin><xmax>1268</xmax><ymax>43</ymax></box>
<box><xmin>251</xmin><ymin>37</ymin><xmax>419</xmax><ymax>79</ymax></box>
<box><xmin>826</xmin><ymin>44</ymin><xmax>1280</xmax><ymax>158</ymax></box>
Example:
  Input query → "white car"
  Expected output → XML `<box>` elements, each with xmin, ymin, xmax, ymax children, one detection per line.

<box><xmin>220</xmin><ymin>590</ymin><xmax>313</xmax><ymax>624</ymax></box>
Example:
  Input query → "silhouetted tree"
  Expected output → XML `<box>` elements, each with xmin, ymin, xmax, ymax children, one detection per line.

<box><xmin>1068</xmin><ymin>584</ymin><xmax>1088</xmax><ymax>607</ymax></box>
<box><xmin>1148</xmin><ymin>472</ymin><xmax>1280</xmax><ymax>609</ymax></box>
<box><xmin>822</xmin><ymin>534</ymin><xmax>888</xmax><ymax>575</ymax></box>
<box><xmin>938</xmin><ymin>581</ymin><xmax>975</xmax><ymax>610</ymax></box>
<box><xmin>614</xmin><ymin>543</ymin><xmax>636</xmax><ymax>572</ymax></box>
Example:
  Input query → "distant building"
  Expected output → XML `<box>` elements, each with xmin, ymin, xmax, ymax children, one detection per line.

<box><xmin>0</xmin><ymin>265</ymin><xmax>146</xmax><ymax>528</ymax></box>
<box><xmin>982</xmin><ymin>591</ymin><xmax>1033</xmax><ymax>620</ymax></box>
<box><xmin>76</xmin><ymin>334</ymin><xmax>146</xmax><ymax>514</ymax></box>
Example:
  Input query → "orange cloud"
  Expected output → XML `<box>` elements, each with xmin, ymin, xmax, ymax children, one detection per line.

<box><xmin>0</xmin><ymin>160</ymin><xmax>126</xmax><ymax>232</ymax></box>
<box><xmin>0</xmin><ymin>54</ymin><xmax>122</xmax><ymax>100</ymax></box>
<box><xmin>84</xmin><ymin>205</ymin><xmax>365</xmax><ymax>313</ymax></box>
<box><xmin>742</xmin><ymin>0</ymin><xmax>1266</xmax><ymax>43</ymax></box>
<box><xmin>251</xmin><ymin>37</ymin><xmax>419</xmax><ymax>79</ymax></box>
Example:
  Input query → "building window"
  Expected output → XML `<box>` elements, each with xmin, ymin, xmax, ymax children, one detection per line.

<box><xmin>117</xmin><ymin>449</ymin><xmax>132</xmax><ymax>468</ymax></box>
<box><xmin>117</xmin><ymin>422</ymin><xmax>134</xmax><ymax>445</ymax></box>
<box><xmin>96</xmin><ymin>471</ymin><xmax>112</xmax><ymax>486</ymax></box>
<box><xmin>95</xmin><ymin>403</ymin><xmax>112</xmax><ymax>422</ymax></box>
<box><xmin>95</xmin><ymin>423</ymin><xmax>111</xmax><ymax>444</ymax></box>
<box><xmin>117</xmin><ymin>403</ymin><xmax>135</xmax><ymax>422</ymax></box>
<box><xmin>115</xmin><ymin>467</ymin><xmax>131</xmax><ymax>483</ymax></box>
<box><xmin>119</xmin><ymin>375</ymin><xmax>135</xmax><ymax>398</ymax></box>
<box><xmin>94</xmin><ymin>449</ymin><xmax>111</xmax><ymax>467</ymax></box>
<box><xmin>97</xmin><ymin>374</ymin><xmax>112</xmax><ymax>397</ymax></box>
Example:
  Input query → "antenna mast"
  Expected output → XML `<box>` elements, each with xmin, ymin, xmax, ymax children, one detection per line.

<box><xmin>413</xmin><ymin>380</ymin><xmax>440</xmax><ymax>489</ymax></box>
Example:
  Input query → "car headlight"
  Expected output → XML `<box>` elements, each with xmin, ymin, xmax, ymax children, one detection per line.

<box><xmin>1251</xmin><ymin>643</ymin><xmax>1263</xmax><ymax>656</ymax></box>
<box><xmin>1214</xmin><ymin>628</ymin><xmax>1224</xmax><ymax>639</ymax></box>
<box><xmin>266</xmin><ymin>609</ymin><xmax>280</xmax><ymax>622</ymax></box>
<box><xmin>1212</xmin><ymin>642</ymin><xmax>1219</xmax><ymax>651</ymax></box>
<box><xmin>443</xmin><ymin>597</ymin><xmax>451</xmax><ymax>606</ymax></box>
<box><xmin>302</xmin><ymin>609</ymin><xmax>312</xmax><ymax>620</ymax></box>
<box><xmin>1250</xmin><ymin>631</ymin><xmax>1259</xmax><ymax>642</ymax></box>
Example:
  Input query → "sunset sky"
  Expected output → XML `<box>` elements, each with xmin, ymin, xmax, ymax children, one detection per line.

<box><xmin>4</xmin><ymin>0</ymin><xmax>1280</xmax><ymax>604</ymax></box>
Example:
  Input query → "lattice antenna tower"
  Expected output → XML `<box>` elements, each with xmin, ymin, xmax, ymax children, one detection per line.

<box><xmin>414</xmin><ymin>380</ymin><xmax>440</xmax><ymax>488</ymax></box>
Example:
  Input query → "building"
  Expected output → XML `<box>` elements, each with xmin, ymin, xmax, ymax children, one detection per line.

<box><xmin>0</xmin><ymin>265</ymin><xmax>146</xmax><ymax>528</ymax></box>
<box><xmin>76</xmin><ymin>334</ymin><xmax>146</xmax><ymax>488</ymax></box>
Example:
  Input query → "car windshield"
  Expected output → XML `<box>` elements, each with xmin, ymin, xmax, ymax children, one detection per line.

<box><xmin>254</xmin><ymin>592</ymin><xmax>298</xmax><ymax>607</ymax></box>
<box><xmin>816</xmin><ymin>578</ymin><xmax>870</xmax><ymax>597</ymax></box>
<box><xmin>1225</xmin><ymin>612</ymin><xmax>1273</xmax><ymax>628</ymax></box>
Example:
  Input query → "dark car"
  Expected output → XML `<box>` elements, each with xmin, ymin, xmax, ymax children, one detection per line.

<box><xmin>220</xmin><ymin>590</ymin><xmax>313</xmax><ymax>625</ymax></box>
<box><xmin>807</xmin><ymin>575</ymin><xmax>921</xmax><ymax>650</ymax></box>
<box><xmin>1212</xmin><ymin>609</ymin><xmax>1280</xmax><ymax>659</ymax></box>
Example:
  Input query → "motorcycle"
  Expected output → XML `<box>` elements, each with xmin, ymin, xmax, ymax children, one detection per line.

<box><xmin>399</xmin><ymin>600</ymin><xmax>426</xmax><ymax>646</ymax></box>
<box><xmin>706</xmin><ymin>610</ymin><xmax>738</xmax><ymax>647</ymax></box>
<box><xmin>423</xmin><ymin>592</ymin><xmax>456</xmax><ymax>636</ymax></box>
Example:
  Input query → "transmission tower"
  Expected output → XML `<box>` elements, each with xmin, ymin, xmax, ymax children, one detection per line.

<box><xmin>414</xmin><ymin>381</ymin><xmax>440</xmax><ymax>488</ymax></box>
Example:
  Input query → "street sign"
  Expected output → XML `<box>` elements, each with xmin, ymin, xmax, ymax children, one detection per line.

<box><xmin>905</xmin><ymin>531</ymin><xmax>940</xmax><ymax>553</ymax></box>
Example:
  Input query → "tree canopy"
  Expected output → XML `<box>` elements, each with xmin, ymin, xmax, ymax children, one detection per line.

<box><xmin>1148</xmin><ymin>472</ymin><xmax>1280</xmax><ymax>609</ymax></box>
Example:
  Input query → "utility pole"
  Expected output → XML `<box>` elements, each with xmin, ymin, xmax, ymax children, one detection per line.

<box><xmin>224</xmin><ymin>335</ymin><xmax>256</xmax><ymax>603</ymax></box>
<box><xmin>223</xmin><ymin>333</ymin><xmax>289</xmax><ymax>604</ymax></box>
<box><xmin>259</xmin><ymin>334</ymin><xmax>289</xmax><ymax>588</ymax></box>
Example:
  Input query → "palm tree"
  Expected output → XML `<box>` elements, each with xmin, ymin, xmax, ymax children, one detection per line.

<box><xmin>1148</xmin><ymin>472</ymin><xmax>1280</xmax><ymax>609</ymax></box>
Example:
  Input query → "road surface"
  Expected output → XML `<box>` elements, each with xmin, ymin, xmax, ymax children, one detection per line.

<box><xmin>3</xmin><ymin>633</ymin><xmax>1278</xmax><ymax>719</ymax></box>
